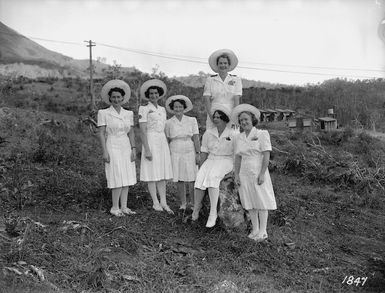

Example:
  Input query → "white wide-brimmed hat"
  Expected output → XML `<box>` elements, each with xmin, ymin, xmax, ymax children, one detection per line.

<box><xmin>210</xmin><ymin>104</ymin><xmax>232</xmax><ymax>122</ymax></box>
<box><xmin>140</xmin><ymin>79</ymin><xmax>167</xmax><ymax>100</ymax></box>
<box><xmin>165</xmin><ymin>95</ymin><xmax>193</xmax><ymax>114</ymax></box>
<box><xmin>101</xmin><ymin>79</ymin><xmax>131</xmax><ymax>104</ymax></box>
<box><xmin>231</xmin><ymin>104</ymin><xmax>261</xmax><ymax>123</ymax></box>
<box><xmin>208</xmin><ymin>49</ymin><xmax>239</xmax><ymax>73</ymax></box>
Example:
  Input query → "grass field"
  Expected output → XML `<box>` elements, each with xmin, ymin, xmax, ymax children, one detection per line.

<box><xmin>1</xmin><ymin>106</ymin><xmax>385</xmax><ymax>293</ymax></box>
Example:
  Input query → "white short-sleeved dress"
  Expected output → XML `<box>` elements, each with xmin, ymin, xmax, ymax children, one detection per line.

<box><xmin>235</xmin><ymin>127</ymin><xmax>276</xmax><ymax>210</ymax></box>
<box><xmin>97</xmin><ymin>106</ymin><xmax>137</xmax><ymax>188</ymax></box>
<box><xmin>203</xmin><ymin>74</ymin><xmax>242</xmax><ymax>128</ymax></box>
<box><xmin>165</xmin><ymin>115</ymin><xmax>199</xmax><ymax>182</ymax></box>
<box><xmin>194</xmin><ymin>127</ymin><xmax>236</xmax><ymax>190</ymax></box>
<box><xmin>139</xmin><ymin>103</ymin><xmax>173</xmax><ymax>181</ymax></box>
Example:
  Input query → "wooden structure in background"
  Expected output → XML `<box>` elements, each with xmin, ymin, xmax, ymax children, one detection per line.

<box><xmin>259</xmin><ymin>109</ymin><xmax>269</xmax><ymax>122</ymax></box>
<box><xmin>318</xmin><ymin>117</ymin><xmax>338</xmax><ymax>132</ymax></box>
<box><xmin>265</xmin><ymin>109</ymin><xmax>278</xmax><ymax>122</ymax></box>
<box><xmin>288</xmin><ymin>115</ymin><xmax>312</xmax><ymax>131</ymax></box>
<box><xmin>276</xmin><ymin>109</ymin><xmax>295</xmax><ymax>121</ymax></box>
<box><xmin>327</xmin><ymin>108</ymin><xmax>337</xmax><ymax>119</ymax></box>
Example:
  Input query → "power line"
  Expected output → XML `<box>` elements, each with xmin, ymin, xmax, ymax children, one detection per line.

<box><xmin>97</xmin><ymin>42</ymin><xmax>208</xmax><ymax>64</ymax></box>
<box><xmin>31</xmin><ymin>37</ymin><xmax>84</xmax><ymax>46</ymax></box>
<box><xmin>240</xmin><ymin>60</ymin><xmax>385</xmax><ymax>74</ymax></box>
<box><xmin>0</xmin><ymin>29</ymin><xmax>84</xmax><ymax>46</ymax></box>
<box><xmin>97</xmin><ymin>43</ymin><xmax>383</xmax><ymax>79</ymax></box>
<box><xmin>98</xmin><ymin>42</ymin><xmax>385</xmax><ymax>76</ymax></box>
<box><xmin>237</xmin><ymin>65</ymin><xmax>381</xmax><ymax>79</ymax></box>
<box><xmin>1</xmin><ymin>28</ymin><xmax>384</xmax><ymax>79</ymax></box>
<box><xmin>98</xmin><ymin>43</ymin><xmax>207</xmax><ymax>62</ymax></box>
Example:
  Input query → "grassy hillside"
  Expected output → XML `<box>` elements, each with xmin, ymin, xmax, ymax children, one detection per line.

<box><xmin>0</xmin><ymin>104</ymin><xmax>384</xmax><ymax>292</ymax></box>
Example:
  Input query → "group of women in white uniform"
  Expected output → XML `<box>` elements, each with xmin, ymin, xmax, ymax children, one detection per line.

<box><xmin>97</xmin><ymin>49</ymin><xmax>277</xmax><ymax>242</ymax></box>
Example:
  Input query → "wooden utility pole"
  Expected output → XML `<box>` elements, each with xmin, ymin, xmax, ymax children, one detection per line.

<box><xmin>84</xmin><ymin>40</ymin><xmax>96</xmax><ymax>109</ymax></box>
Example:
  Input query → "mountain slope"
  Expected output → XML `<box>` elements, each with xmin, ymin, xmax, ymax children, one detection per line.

<box><xmin>0</xmin><ymin>21</ymin><xmax>73</xmax><ymax>66</ymax></box>
<box><xmin>0</xmin><ymin>21</ymin><xmax>113</xmax><ymax>78</ymax></box>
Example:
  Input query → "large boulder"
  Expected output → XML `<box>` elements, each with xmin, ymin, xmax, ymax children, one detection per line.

<box><xmin>218</xmin><ymin>172</ymin><xmax>248</xmax><ymax>232</ymax></box>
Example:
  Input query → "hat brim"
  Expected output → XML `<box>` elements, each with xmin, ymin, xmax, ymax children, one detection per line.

<box><xmin>101</xmin><ymin>80</ymin><xmax>131</xmax><ymax>105</ymax></box>
<box><xmin>165</xmin><ymin>95</ymin><xmax>193</xmax><ymax>114</ymax></box>
<box><xmin>210</xmin><ymin>104</ymin><xmax>232</xmax><ymax>122</ymax></box>
<box><xmin>231</xmin><ymin>104</ymin><xmax>261</xmax><ymax>124</ymax></box>
<box><xmin>208</xmin><ymin>49</ymin><xmax>238</xmax><ymax>73</ymax></box>
<box><xmin>140</xmin><ymin>79</ymin><xmax>167</xmax><ymax>100</ymax></box>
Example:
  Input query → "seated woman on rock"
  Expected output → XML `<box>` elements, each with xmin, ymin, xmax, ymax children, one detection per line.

<box><xmin>192</xmin><ymin>104</ymin><xmax>237</xmax><ymax>228</ymax></box>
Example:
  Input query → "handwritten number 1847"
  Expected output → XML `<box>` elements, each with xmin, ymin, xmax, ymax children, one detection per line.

<box><xmin>342</xmin><ymin>276</ymin><xmax>368</xmax><ymax>286</ymax></box>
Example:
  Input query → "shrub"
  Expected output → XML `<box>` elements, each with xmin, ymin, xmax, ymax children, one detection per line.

<box><xmin>318</xmin><ymin>131</ymin><xmax>345</xmax><ymax>146</ymax></box>
<box><xmin>35</xmin><ymin>167</ymin><xmax>105</xmax><ymax>208</ymax></box>
<box><xmin>347</xmin><ymin>132</ymin><xmax>385</xmax><ymax>168</ymax></box>
<box><xmin>32</xmin><ymin>128</ymin><xmax>82</xmax><ymax>167</ymax></box>
<box><xmin>341</xmin><ymin>126</ymin><xmax>354</xmax><ymax>141</ymax></box>
<box><xmin>45</xmin><ymin>101</ymin><xmax>60</xmax><ymax>112</ymax></box>
<box><xmin>354</xmin><ymin>132</ymin><xmax>373</xmax><ymax>154</ymax></box>
<box><xmin>281</xmin><ymin>131</ymin><xmax>385</xmax><ymax>193</ymax></box>
<box><xmin>317</xmin><ymin>128</ymin><xmax>353</xmax><ymax>146</ymax></box>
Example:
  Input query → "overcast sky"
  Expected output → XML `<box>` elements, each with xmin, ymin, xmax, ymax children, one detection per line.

<box><xmin>1</xmin><ymin>0</ymin><xmax>385</xmax><ymax>85</ymax></box>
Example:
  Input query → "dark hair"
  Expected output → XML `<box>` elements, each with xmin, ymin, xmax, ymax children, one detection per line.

<box><xmin>213</xmin><ymin>110</ymin><xmax>230</xmax><ymax>123</ymax></box>
<box><xmin>216</xmin><ymin>54</ymin><xmax>231</xmax><ymax>66</ymax></box>
<box><xmin>239</xmin><ymin>111</ymin><xmax>258</xmax><ymax>127</ymax></box>
<box><xmin>169</xmin><ymin>99</ymin><xmax>187</xmax><ymax>110</ymax></box>
<box><xmin>108</xmin><ymin>87</ymin><xmax>125</xmax><ymax>97</ymax></box>
<box><xmin>144</xmin><ymin>86</ymin><xmax>164</xmax><ymax>98</ymax></box>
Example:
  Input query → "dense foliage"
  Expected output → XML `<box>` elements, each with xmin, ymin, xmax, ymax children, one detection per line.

<box><xmin>1</xmin><ymin>73</ymin><xmax>385</xmax><ymax>132</ymax></box>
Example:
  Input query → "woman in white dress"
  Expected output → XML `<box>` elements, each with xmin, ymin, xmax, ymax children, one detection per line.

<box><xmin>204</xmin><ymin>49</ymin><xmax>242</xmax><ymax>129</ymax></box>
<box><xmin>192</xmin><ymin>104</ymin><xmax>237</xmax><ymax>228</ymax></box>
<box><xmin>139</xmin><ymin>79</ymin><xmax>174</xmax><ymax>214</ymax></box>
<box><xmin>232</xmin><ymin>104</ymin><xmax>277</xmax><ymax>242</ymax></box>
<box><xmin>97</xmin><ymin>80</ymin><xmax>137</xmax><ymax>217</ymax></box>
<box><xmin>165</xmin><ymin>95</ymin><xmax>200</xmax><ymax>210</ymax></box>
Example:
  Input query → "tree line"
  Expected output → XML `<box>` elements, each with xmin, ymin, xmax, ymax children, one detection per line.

<box><xmin>1</xmin><ymin>69</ymin><xmax>384</xmax><ymax>132</ymax></box>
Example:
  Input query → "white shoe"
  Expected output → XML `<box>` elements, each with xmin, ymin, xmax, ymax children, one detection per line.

<box><xmin>121</xmin><ymin>207</ymin><xmax>136</xmax><ymax>215</ymax></box>
<box><xmin>191</xmin><ymin>211</ymin><xmax>199</xmax><ymax>221</ymax></box>
<box><xmin>161</xmin><ymin>204</ymin><xmax>174</xmax><ymax>215</ymax></box>
<box><xmin>110</xmin><ymin>208</ymin><xmax>124</xmax><ymax>217</ymax></box>
<box><xmin>205</xmin><ymin>215</ymin><xmax>217</xmax><ymax>228</ymax></box>
<box><xmin>254</xmin><ymin>233</ymin><xmax>268</xmax><ymax>242</ymax></box>
<box><xmin>248</xmin><ymin>231</ymin><xmax>259</xmax><ymax>240</ymax></box>
<box><xmin>152</xmin><ymin>203</ymin><xmax>163</xmax><ymax>211</ymax></box>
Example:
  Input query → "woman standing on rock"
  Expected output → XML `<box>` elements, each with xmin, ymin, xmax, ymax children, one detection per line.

<box><xmin>139</xmin><ymin>79</ymin><xmax>174</xmax><ymax>214</ymax></box>
<box><xmin>97</xmin><ymin>80</ymin><xmax>137</xmax><ymax>217</ymax></box>
<box><xmin>165</xmin><ymin>95</ymin><xmax>200</xmax><ymax>210</ymax></box>
<box><xmin>192</xmin><ymin>104</ymin><xmax>237</xmax><ymax>228</ymax></box>
<box><xmin>203</xmin><ymin>49</ymin><xmax>242</xmax><ymax>129</ymax></box>
<box><xmin>232</xmin><ymin>104</ymin><xmax>277</xmax><ymax>242</ymax></box>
